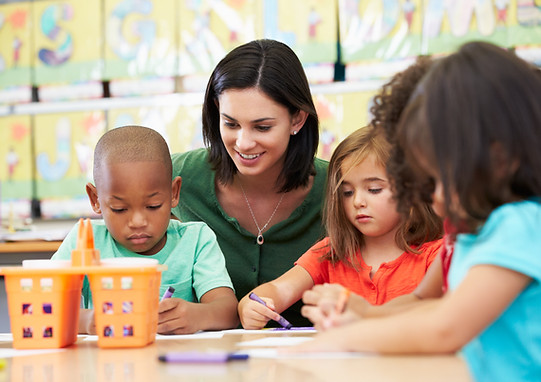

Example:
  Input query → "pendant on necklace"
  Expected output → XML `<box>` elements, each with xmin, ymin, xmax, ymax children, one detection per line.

<box><xmin>257</xmin><ymin>234</ymin><xmax>264</xmax><ymax>245</ymax></box>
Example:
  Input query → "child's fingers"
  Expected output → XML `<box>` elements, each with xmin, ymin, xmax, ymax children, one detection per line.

<box><xmin>250</xmin><ymin>299</ymin><xmax>281</xmax><ymax>322</ymax></box>
<box><xmin>301</xmin><ymin>304</ymin><xmax>327</xmax><ymax>325</ymax></box>
<box><xmin>322</xmin><ymin>310</ymin><xmax>359</xmax><ymax>330</ymax></box>
<box><xmin>158</xmin><ymin>297</ymin><xmax>184</xmax><ymax>314</ymax></box>
<box><xmin>302</xmin><ymin>289</ymin><xmax>320</xmax><ymax>305</ymax></box>
<box><xmin>303</xmin><ymin>283</ymin><xmax>343</xmax><ymax>307</ymax></box>
<box><xmin>258</xmin><ymin>296</ymin><xmax>276</xmax><ymax>311</ymax></box>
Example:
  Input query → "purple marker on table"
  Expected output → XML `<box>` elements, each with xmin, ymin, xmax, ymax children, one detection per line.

<box><xmin>158</xmin><ymin>351</ymin><xmax>249</xmax><ymax>363</ymax></box>
<box><xmin>160</xmin><ymin>286</ymin><xmax>175</xmax><ymax>301</ymax></box>
<box><xmin>249</xmin><ymin>292</ymin><xmax>292</xmax><ymax>329</ymax></box>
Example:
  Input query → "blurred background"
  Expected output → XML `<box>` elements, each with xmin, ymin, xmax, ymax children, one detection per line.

<box><xmin>1</xmin><ymin>0</ymin><xmax>540</xmax><ymax>223</ymax></box>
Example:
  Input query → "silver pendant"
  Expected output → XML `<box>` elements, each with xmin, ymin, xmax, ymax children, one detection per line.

<box><xmin>257</xmin><ymin>234</ymin><xmax>264</xmax><ymax>245</ymax></box>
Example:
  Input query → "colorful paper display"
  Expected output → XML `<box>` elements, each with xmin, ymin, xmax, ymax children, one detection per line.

<box><xmin>340</xmin><ymin>0</ymin><xmax>541</xmax><ymax>63</ymax></box>
<box><xmin>263</xmin><ymin>0</ymin><xmax>336</xmax><ymax>64</ymax></box>
<box><xmin>33</xmin><ymin>111</ymin><xmax>105</xmax><ymax>218</ymax></box>
<box><xmin>104</xmin><ymin>0</ymin><xmax>177</xmax><ymax>79</ymax></box>
<box><xmin>313</xmin><ymin>89</ymin><xmax>378</xmax><ymax>161</ymax></box>
<box><xmin>32</xmin><ymin>0</ymin><xmax>102</xmax><ymax>85</ymax></box>
<box><xmin>177</xmin><ymin>0</ymin><xmax>261</xmax><ymax>77</ymax></box>
<box><xmin>0</xmin><ymin>1</ymin><xmax>32</xmax><ymax>88</ymax></box>
<box><xmin>106</xmin><ymin>99</ymin><xmax>204</xmax><ymax>154</ymax></box>
<box><xmin>0</xmin><ymin>114</ymin><xmax>33</xmax><ymax>220</ymax></box>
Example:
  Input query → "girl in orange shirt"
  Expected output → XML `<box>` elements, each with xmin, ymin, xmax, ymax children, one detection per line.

<box><xmin>238</xmin><ymin>124</ymin><xmax>442</xmax><ymax>329</ymax></box>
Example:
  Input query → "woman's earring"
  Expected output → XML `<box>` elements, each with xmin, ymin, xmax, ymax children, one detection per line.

<box><xmin>292</xmin><ymin>130</ymin><xmax>298</xmax><ymax>135</ymax></box>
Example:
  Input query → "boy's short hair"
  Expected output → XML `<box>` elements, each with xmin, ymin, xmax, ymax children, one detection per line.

<box><xmin>93</xmin><ymin>125</ymin><xmax>172</xmax><ymax>187</ymax></box>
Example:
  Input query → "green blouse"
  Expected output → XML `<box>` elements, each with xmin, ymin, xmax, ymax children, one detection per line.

<box><xmin>171</xmin><ymin>148</ymin><xmax>328</xmax><ymax>326</ymax></box>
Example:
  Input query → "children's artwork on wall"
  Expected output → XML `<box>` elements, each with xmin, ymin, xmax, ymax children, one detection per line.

<box><xmin>106</xmin><ymin>95</ymin><xmax>204</xmax><ymax>154</ymax></box>
<box><xmin>169</xmin><ymin>103</ymin><xmax>205</xmax><ymax>153</ymax></box>
<box><xmin>0</xmin><ymin>1</ymin><xmax>32</xmax><ymax>104</ymax></box>
<box><xmin>339</xmin><ymin>0</ymin><xmax>423</xmax><ymax>63</ymax></box>
<box><xmin>177</xmin><ymin>0</ymin><xmax>260</xmax><ymax>90</ymax></box>
<box><xmin>32</xmin><ymin>0</ymin><xmax>103</xmax><ymax>87</ymax></box>
<box><xmin>312</xmin><ymin>89</ymin><xmax>377</xmax><ymax>161</ymax></box>
<box><xmin>508</xmin><ymin>0</ymin><xmax>541</xmax><ymax>46</ymax></box>
<box><xmin>104</xmin><ymin>0</ymin><xmax>177</xmax><ymax>80</ymax></box>
<box><xmin>0</xmin><ymin>115</ymin><xmax>32</xmax><ymax>220</ymax></box>
<box><xmin>421</xmin><ymin>0</ymin><xmax>512</xmax><ymax>55</ymax></box>
<box><xmin>264</xmin><ymin>0</ymin><xmax>337</xmax><ymax>65</ymax></box>
<box><xmin>108</xmin><ymin>105</ymin><xmax>178</xmax><ymax>151</ymax></box>
<box><xmin>34</xmin><ymin>111</ymin><xmax>105</xmax><ymax>219</ymax></box>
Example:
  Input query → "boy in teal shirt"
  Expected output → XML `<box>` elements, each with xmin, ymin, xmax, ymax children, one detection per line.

<box><xmin>52</xmin><ymin>125</ymin><xmax>238</xmax><ymax>334</ymax></box>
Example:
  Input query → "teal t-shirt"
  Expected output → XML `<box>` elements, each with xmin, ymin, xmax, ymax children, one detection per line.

<box><xmin>449</xmin><ymin>199</ymin><xmax>541</xmax><ymax>382</ymax></box>
<box><xmin>171</xmin><ymin>148</ymin><xmax>328</xmax><ymax>326</ymax></box>
<box><xmin>52</xmin><ymin>219</ymin><xmax>234</xmax><ymax>308</ymax></box>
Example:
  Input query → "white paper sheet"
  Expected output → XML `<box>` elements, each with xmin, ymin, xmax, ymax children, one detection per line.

<box><xmin>0</xmin><ymin>348</ymin><xmax>66</xmax><ymax>358</ymax></box>
<box><xmin>223</xmin><ymin>327</ymin><xmax>316</xmax><ymax>334</ymax></box>
<box><xmin>82</xmin><ymin>331</ymin><xmax>225</xmax><ymax>341</ymax></box>
<box><xmin>237</xmin><ymin>336</ymin><xmax>313</xmax><ymax>347</ymax></box>
<box><xmin>238</xmin><ymin>348</ymin><xmax>366</xmax><ymax>359</ymax></box>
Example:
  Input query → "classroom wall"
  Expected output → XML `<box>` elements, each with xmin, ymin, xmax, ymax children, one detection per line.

<box><xmin>1</xmin><ymin>0</ymin><xmax>540</xmax><ymax>221</ymax></box>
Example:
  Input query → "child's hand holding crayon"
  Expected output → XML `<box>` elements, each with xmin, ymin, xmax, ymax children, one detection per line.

<box><xmin>238</xmin><ymin>293</ymin><xmax>286</xmax><ymax>330</ymax></box>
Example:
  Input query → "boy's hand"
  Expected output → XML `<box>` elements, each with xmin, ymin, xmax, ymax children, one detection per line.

<box><xmin>157</xmin><ymin>298</ymin><xmax>200</xmax><ymax>334</ymax></box>
<box><xmin>238</xmin><ymin>294</ymin><xmax>281</xmax><ymax>329</ymax></box>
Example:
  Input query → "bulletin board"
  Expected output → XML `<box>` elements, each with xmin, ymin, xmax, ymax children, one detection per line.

<box><xmin>104</xmin><ymin>0</ymin><xmax>177</xmax><ymax>79</ymax></box>
<box><xmin>339</xmin><ymin>0</ymin><xmax>423</xmax><ymax>62</ymax></box>
<box><xmin>340</xmin><ymin>0</ymin><xmax>541</xmax><ymax>63</ymax></box>
<box><xmin>177</xmin><ymin>0</ymin><xmax>261</xmax><ymax>77</ymax></box>
<box><xmin>0</xmin><ymin>115</ymin><xmax>33</xmax><ymax>208</ymax></box>
<box><xmin>32</xmin><ymin>0</ymin><xmax>103</xmax><ymax>85</ymax></box>
<box><xmin>0</xmin><ymin>1</ymin><xmax>32</xmax><ymax>89</ymax></box>
<box><xmin>263</xmin><ymin>0</ymin><xmax>337</xmax><ymax>64</ymax></box>
<box><xmin>106</xmin><ymin>102</ymin><xmax>203</xmax><ymax>155</ymax></box>
<box><xmin>508</xmin><ymin>0</ymin><xmax>541</xmax><ymax>46</ymax></box>
<box><xmin>313</xmin><ymin>89</ymin><xmax>378</xmax><ymax>161</ymax></box>
<box><xmin>421</xmin><ymin>0</ymin><xmax>541</xmax><ymax>55</ymax></box>
<box><xmin>33</xmin><ymin>111</ymin><xmax>105</xmax><ymax>218</ymax></box>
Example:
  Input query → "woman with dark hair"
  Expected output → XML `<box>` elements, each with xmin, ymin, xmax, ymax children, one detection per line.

<box><xmin>171</xmin><ymin>39</ymin><xmax>328</xmax><ymax>326</ymax></box>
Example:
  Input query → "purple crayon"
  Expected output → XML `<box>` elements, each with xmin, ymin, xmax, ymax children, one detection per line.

<box><xmin>158</xmin><ymin>351</ymin><xmax>249</xmax><ymax>363</ymax></box>
<box><xmin>249</xmin><ymin>292</ymin><xmax>292</xmax><ymax>329</ymax></box>
<box><xmin>160</xmin><ymin>286</ymin><xmax>175</xmax><ymax>301</ymax></box>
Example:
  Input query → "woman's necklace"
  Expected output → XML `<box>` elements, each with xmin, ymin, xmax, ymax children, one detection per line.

<box><xmin>239</xmin><ymin>182</ymin><xmax>285</xmax><ymax>245</ymax></box>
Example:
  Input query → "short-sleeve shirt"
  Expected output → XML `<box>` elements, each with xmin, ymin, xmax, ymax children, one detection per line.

<box><xmin>296</xmin><ymin>237</ymin><xmax>442</xmax><ymax>304</ymax></box>
<box><xmin>52</xmin><ymin>219</ymin><xmax>234</xmax><ymax>308</ymax></box>
<box><xmin>171</xmin><ymin>148</ymin><xmax>328</xmax><ymax>326</ymax></box>
<box><xmin>449</xmin><ymin>199</ymin><xmax>541</xmax><ymax>381</ymax></box>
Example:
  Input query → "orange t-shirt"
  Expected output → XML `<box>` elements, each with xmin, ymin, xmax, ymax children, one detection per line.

<box><xmin>295</xmin><ymin>237</ymin><xmax>442</xmax><ymax>305</ymax></box>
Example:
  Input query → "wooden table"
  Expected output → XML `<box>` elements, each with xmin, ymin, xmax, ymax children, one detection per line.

<box><xmin>0</xmin><ymin>331</ymin><xmax>472</xmax><ymax>382</ymax></box>
<box><xmin>0</xmin><ymin>241</ymin><xmax>62</xmax><ymax>266</ymax></box>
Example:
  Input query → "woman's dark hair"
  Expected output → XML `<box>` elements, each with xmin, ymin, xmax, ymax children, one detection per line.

<box><xmin>202</xmin><ymin>39</ymin><xmax>319</xmax><ymax>192</ymax></box>
<box><xmin>398</xmin><ymin>41</ymin><xmax>541</xmax><ymax>229</ymax></box>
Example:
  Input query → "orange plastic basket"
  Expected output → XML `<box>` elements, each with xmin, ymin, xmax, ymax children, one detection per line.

<box><xmin>1</xmin><ymin>267</ymin><xmax>83</xmax><ymax>349</ymax></box>
<box><xmin>0</xmin><ymin>219</ymin><xmax>164</xmax><ymax>349</ymax></box>
<box><xmin>86</xmin><ymin>264</ymin><xmax>162</xmax><ymax>348</ymax></box>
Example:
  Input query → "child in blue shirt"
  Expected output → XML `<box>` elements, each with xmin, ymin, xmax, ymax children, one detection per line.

<box><xmin>52</xmin><ymin>125</ymin><xmax>238</xmax><ymax>334</ymax></box>
<box><xmin>289</xmin><ymin>42</ymin><xmax>541</xmax><ymax>381</ymax></box>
